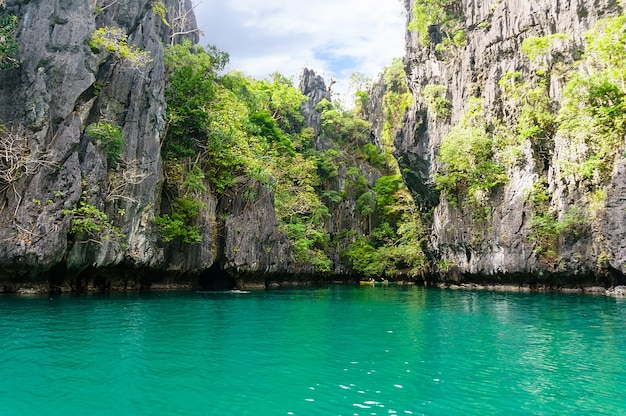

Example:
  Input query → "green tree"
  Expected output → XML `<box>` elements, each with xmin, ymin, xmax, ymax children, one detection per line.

<box><xmin>557</xmin><ymin>14</ymin><xmax>626</xmax><ymax>181</ymax></box>
<box><xmin>316</xmin><ymin>98</ymin><xmax>371</xmax><ymax>146</ymax></box>
<box><xmin>248</xmin><ymin>110</ymin><xmax>295</xmax><ymax>156</ymax></box>
<box><xmin>408</xmin><ymin>0</ymin><xmax>464</xmax><ymax>47</ymax></box>
<box><xmin>373</xmin><ymin>175</ymin><xmax>404</xmax><ymax>218</ymax></box>
<box><xmin>164</xmin><ymin>40</ymin><xmax>228</xmax><ymax>159</ymax></box>
<box><xmin>0</xmin><ymin>8</ymin><xmax>19</xmax><ymax>69</ymax></box>
<box><xmin>203</xmin><ymin>85</ymin><xmax>261</xmax><ymax>193</ymax></box>
<box><xmin>435</xmin><ymin>98</ymin><xmax>507</xmax><ymax>205</ymax></box>
<box><xmin>255</xmin><ymin>73</ymin><xmax>307</xmax><ymax>133</ymax></box>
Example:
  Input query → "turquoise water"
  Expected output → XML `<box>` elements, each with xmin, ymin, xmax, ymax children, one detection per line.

<box><xmin>1</xmin><ymin>287</ymin><xmax>625</xmax><ymax>415</ymax></box>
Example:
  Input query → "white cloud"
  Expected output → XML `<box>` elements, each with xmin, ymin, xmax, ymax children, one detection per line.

<box><xmin>193</xmin><ymin>0</ymin><xmax>407</xmax><ymax>105</ymax></box>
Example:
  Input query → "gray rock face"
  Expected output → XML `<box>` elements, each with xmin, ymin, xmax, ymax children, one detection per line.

<box><xmin>0</xmin><ymin>0</ymin><xmax>199</xmax><ymax>289</ymax></box>
<box><xmin>0</xmin><ymin>2</ymin><xmax>323</xmax><ymax>291</ymax></box>
<box><xmin>299</xmin><ymin>68</ymin><xmax>332</xmax><ymax>149</ymax></box>
<box><xmin>397</xmin><ymin>0</ymin><xmax>625</xmax><ymax>284</ymax></box>
<box><xmin>602</xmin><ymin>160</ymin><xmax>626</xmax><ymax>279</ymax></box>
<box><xmin>218</xmin><ymin>177</ymin><xmax>293</xmax><ymax>277</ymax></box>
<box><xmin>361</xmin><ymin>79</ymin><xmax>386</xmax><ymax>149</ymax></box>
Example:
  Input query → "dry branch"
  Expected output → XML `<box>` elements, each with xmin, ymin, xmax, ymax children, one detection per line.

<box><xmin>0</xmin><ymin>124</ymin><xmax>56</xmax><ymax>213</ymax></box>
<box><xmin>106</xmin><ymin>159</ymin><xmax>150</xmax><ymax>202</ymax></box>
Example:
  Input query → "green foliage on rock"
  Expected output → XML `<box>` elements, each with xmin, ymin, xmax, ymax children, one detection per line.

<box><xmin>63</xmin><ymin>196</ymin><xmax>123</xmax><ymax>242</ymax></box>
<box><xmin>498</xmin><ymin>71</ymin><xmax>556</xmax><ymax>160</ymax></box>
<box><xmin>527</xmin><ymin>178</ymin><xmax>589</xmax><ymax>260</ymax></box>
<box><xmin>151</xmin><ymin>1</ymin><xmax>170</xmax><ymax>27</ymax></box>
<box><xmin>434</xmin><ymin>98</ymin><xmax>507</xmax><ymax>206</ymax></box>
<box><xmin>90</xmin><ymin>26</ymin><xmax>152</xmax><ymax>68</ymax></box>
<box><xmin>278</xmin><ymin>61</ymin><xmax>425</xmax><ymax>277</ymax></box>
<box><xmin>381</xmin><ymin>59</ymin><xmax>412</xmax><ymax>170</ymax></box>
<box><xmin>85</xmin><ymin>122</ymin><xmax>125</xmax><ymax>164</ymax></box>
<box><xmin>0</xmin><ymin>8</ymin><xmax>19</xmax><ymax>70</ymax></box>
<box><xmin>159</xmin><ymin>41</ymin><xmax>231</xmax><ymax>245</ymax></box>
<box><xmin>355</xmin><ymin>90</ymin><xmax>369</xmax><ymax>110</ymax></box>
<box><xmin>249</xmin><ymin>110</ymin><xmax>296</xmax><ymax>156</ymax></box>
<box><xmin>154</xmin><ymin>197</ymin><xmax>204</xmax><ymax>244</ymax></box>
<box><xmin>271</xmin><ymin>150</ymin><xmax>330</xmax><ymax>271</ymax></box>
<box><xmin>361</xmin><ymin>143</ymin><xmax>386</xmax><ymax>168</ymax></box>
<box><xmin>164</xmin><ymin>42</ymin><xmax>305</xmax><ymax>196</ymax></box>
<box><xmin>516</xmin><ymin>81</ymin><xmax>556</xmax><ymax>144</ymax></box>
<box><xmin>422</xmin><ymin>84</ymin><xmax>451</xmax><ymax>118</ymax></box>
<box><xmin>521</xmin><ymin>33</ymin><xmax>569</xmax><ymax>61</ymax></box>
<box><xmin>316</xmin><ymin>149</ymin><xmax>339</xmax><ymax>181</ymax></box>
<box><xmin>557</xmin><ymin>14</ymin><xmax>626</xmax><ymax>182</ymax></box>
<box><xmin>408</xmin><ymin>0</ymin><xmax>465</xmax><ymax>48</ymax></box>
<box><xmin>317</xmin><ymin>98</ymin><xmax>371</xmax><ymax>146</ymax></box>
<box><xmin>161</xmin><ymin>41</ymin><xmax>427</xmax><ymax>276</ymax></box>
<box><xmin>163</xmin><ymin>43</ymin><xmax>330</xmax><ymax>265</ymax></box>
<box><xmin>163</xmin><ymin>40</ymin><xmax>228</xmax><ymax>159</ymax></box>
<box><xmin>373</xmin><ymin>175</ymin><xmax>404</xmax><ymax>218</ymax></box>
<box><xmin>340</xmin><ymin>62</ymin><xmax>427</xmax><ymax>279</ymax></box>
<box><xmin>346</xmin><ymin>201</ymin><xmax>426</xmax><ymax>278</ymax></box>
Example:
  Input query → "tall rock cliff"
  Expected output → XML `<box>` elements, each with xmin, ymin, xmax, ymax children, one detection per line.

<box><xmin>0</xmin><ymin>0</ymin><xmax>191</xmax><ymax>288</ymax></box>
<box><xmin>397</xmin><ymin>0</ymin><xmax>626</xmax><ymax>286</ymax></box>
<box><xmin>0</xmin><ymin>1</ymin><xmax>382</xmax><ymax>292</ymax></box>
<box><xmin>0</xmin><ymin>0</ymin><xmax>258</xmax><ymax>291</ymax></box>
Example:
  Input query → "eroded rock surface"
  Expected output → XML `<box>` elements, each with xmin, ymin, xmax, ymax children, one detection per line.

<box><xmin>397</xmin><ymin>0</ymin><xmax>625</xmax><ymax>285</ymax></box>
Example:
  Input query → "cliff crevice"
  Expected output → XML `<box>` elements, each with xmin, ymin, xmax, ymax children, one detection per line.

<box><xmin>397</xmin><ymin>0</ymin><xmax>626</xmax><ymax>285</ymax></box>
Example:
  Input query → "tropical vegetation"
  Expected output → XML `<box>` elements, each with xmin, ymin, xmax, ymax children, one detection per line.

<box><xmin>0</xmin><ymin>6</ymin><xmax>19</xmax><ymax>70</ymax></box>
<box><xmin>155</xmin><ymin>40</ymin><xmax>427</xmax><ymax>278</ymax></box>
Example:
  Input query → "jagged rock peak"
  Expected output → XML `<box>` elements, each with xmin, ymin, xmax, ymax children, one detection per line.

<box><xmin>299</xmin><ymin>68</ymin><xmax>332</xmax><ymax>148</ymax></box>
<box><xmin>299</xmin><ymin>68</ymin><xmax>331</xmax><ymax>100</ymax></box>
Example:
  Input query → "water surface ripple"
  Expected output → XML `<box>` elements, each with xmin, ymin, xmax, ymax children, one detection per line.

<box><xmin>1</xmin><ymin>287</ymin><xmax>625</xmax><ymax>415</ymax></box>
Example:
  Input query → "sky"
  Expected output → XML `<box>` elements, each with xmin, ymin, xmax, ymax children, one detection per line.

<box><xmin>193</xmin><ymin>0</ymin><xmax>407</xmax><ymax>105</ymax></box>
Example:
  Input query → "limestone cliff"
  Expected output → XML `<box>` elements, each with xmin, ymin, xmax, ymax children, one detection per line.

<box><xmin>0</xmin><ymin>0</ymin><xmax>295</xmax><ymax>291</ymax></box>
<box><xmin>0</xmin><ymin>0</ymin><xmax>186</xmax><ymax>289</ymax></box>
<box><xmin>5</xmin><ymin>0</ymin><xmax>622</xmax><ymax>293</ymax></box>
<box><xmin>299</xmin><ymin>69</ymin><xmax>388</xmax><ymax>277</ymax></box>
<box><xmin>397</xmin><ymin>0</ymin><xmax>626</xmax><ymax>286</ymax></box>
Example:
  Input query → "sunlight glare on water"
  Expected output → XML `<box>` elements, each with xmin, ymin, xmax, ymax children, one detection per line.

<box><xmin>0</xmin><ymin>287</ymin><xmax>625</xmax><ymax>415</ymax></box>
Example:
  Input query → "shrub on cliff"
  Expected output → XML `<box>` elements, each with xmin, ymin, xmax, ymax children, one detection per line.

<box><xmin>408</xmin><ymin>0</ymin><xmax>464</xmax><ymax>48</ymax></box>
<box><xmin>434</xmin><ymin>98</ymin><xmax>507</xmax><ymax>206</ymax></box>
<box><xmin>85</xmin><ymin>122</ymin><xmax>125</xmax><ymax>164</ymax></box>
<box><xmin>90</xmin><ymin>26</ymin><xmax>152</xmax><ymax>70</ymax></box>
<box><xmin>316</xmin><ymin>98</ymin><xmax>371</xmax><ymax>146</ymax></box>
<box><xmin>62</xmin><ymin>196</ymin><xmax>123</xmax><ymax>243</ymax></box>
<box><xmin>163</xmin><ymin>40</ymin><xmax>228</xmax><ymax>159</ymax></box>
<box><xmin>0</xmin><ymin>8</ymin><xmax>19</xmax><ymax>70</ymax></box>
<box><xmin>154</xmin><ymin>197</ymin><xmax>204</xmax><ymax>244</ymax></box>
<box><xmin>557</xmin><ymin>14</ymin><xmax>626</xmax><ymax>182</ymax></box>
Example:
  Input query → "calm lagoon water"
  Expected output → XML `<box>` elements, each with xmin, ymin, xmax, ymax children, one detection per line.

<box><xmin>1</xmin><ymin>286</ymin><xmax>625</xmax><ymax>415</ymax></box>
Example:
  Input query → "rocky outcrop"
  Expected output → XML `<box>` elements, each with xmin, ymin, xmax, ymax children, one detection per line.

<box><xmin>0</xmin><ymin>0</ymin><xmax>379</xmax><ymax>292</ymax></box>
<box><xmin>299</xmin><ymin>68</ymin><xmax>332</xmax><ymax>149</ymax></box>
<box><xmin>5</xmin><ymin>0</ymin><xmax>622</xmax><ymax>293</ymax></box>
<box><xmin>218</xmin><ymin>177</ymin><xmax>294</xmax><ymax>277</ymax></box>
<box><xmin>0</xmin><ymin>0</ymin><xmax>179</xmax><ymax>284</ymax></box>
<box><xmin>397</xmin><ymin>0</ymin><xmax>625</xmax><ymax>285</ymax></box>
<box><xmin>0</xmin><ymin>0</ymin><xmax>279</xmax><ymax>291</ymax></box>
